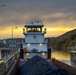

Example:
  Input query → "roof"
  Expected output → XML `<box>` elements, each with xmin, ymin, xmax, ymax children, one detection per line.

<box><xmin>18</xmin><ymin>55</ymin><xmax>70</xmax><ymax>75</ymax></box>
<box><xmin>25</xmin><ymin>21</ymin><xmax>44</xmax><ymax>27</ymax></box>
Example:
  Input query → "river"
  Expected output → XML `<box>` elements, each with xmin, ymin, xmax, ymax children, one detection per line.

<box><xmin>52</xmin><ymin>51</ymin><xmax>76</xmax><ymax>68</ymax></box>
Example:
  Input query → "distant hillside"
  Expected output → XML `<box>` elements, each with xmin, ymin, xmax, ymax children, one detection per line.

<box><xmin>57</xmin><ymin>29</ymin><xmax>76</xmax><ymax>39</ymax></box>
<box><xmin>47</xmin><ymin>29</ymin><xmax>76</xmax><ymax>51</ymax></box>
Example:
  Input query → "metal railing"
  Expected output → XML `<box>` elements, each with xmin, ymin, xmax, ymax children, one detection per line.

<box><xmin>0</xmin><ymin>63</ymin><xmax>6</xmax><ymax>75</ymax></box>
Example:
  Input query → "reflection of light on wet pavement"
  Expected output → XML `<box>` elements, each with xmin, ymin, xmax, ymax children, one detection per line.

<box><xmin>60</xmin><ymin>60</ymin><xmax>76</xmax><ymax>68</ymax></box>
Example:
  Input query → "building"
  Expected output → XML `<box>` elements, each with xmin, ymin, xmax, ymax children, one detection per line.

<box><xmin>6</xmin><ymin>38</ymin><xmax>25</xmax><ymax>49</ymax></box>
<box><xmin>0</xmin><ymin>38</ymin><xmax>25</xmax><ymax>49</ymax></box>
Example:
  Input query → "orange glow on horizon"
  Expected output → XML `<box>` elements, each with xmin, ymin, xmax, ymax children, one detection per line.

<box><xmin>0</xmin><ymin>26</ymin><xmax>75</xmax><ymax>39</ymax></box>
<box><xmin>0</xmin><ymin>27</ymin><xmax>24</xmax><ymax>39</ymax></box>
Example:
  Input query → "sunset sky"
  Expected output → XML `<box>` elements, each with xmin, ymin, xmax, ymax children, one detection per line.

<box><xmin>0</xmin><ymin>0</ymin><xmax>76</xmax><ymax>39</ymax></box>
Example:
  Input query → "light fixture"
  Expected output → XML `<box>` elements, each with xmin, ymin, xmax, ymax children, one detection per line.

<box><xmin>41</xmin><ymin>52</ymin><xmax>45</xmax><ymax>56</ymax></box>
<box><xmin>27</xmin><ymin>43</ymin><xmax>31</xmax><ymax>46</ymax></box>
<box><xmin>26</xmin><ymin>53</ymin><xmax>30</xmax><ymax>56</ymax></box>
<box><xmin>39</xmin><ymin>43</ymin><xmax>42</xmax><ymax>46</ymax></box>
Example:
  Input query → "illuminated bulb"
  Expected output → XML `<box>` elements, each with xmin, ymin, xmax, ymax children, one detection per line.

<box><xmin>27</xmin><ymin>43</ymin><xmax>31</xmax><ymax>46</ymax></box>
<box><xmin>41</xmin><ymin>52</ymin><xmax>45</xmax><ymax>56</ymax></box>
<box><xmin>39</xmin><ymin>43</ymin><xmax>42</xmax><ymax>46</ymax></box>
<box><xmin>26</xmin><ymin>53</ymin><xmax>30</xmax><ymax>56</ymax></box>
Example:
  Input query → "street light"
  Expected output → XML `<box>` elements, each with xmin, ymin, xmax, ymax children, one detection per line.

<box><xmin>12</xmin><ymin>27</ymin><xmax>17</xmax><ymax>50</ymax></box>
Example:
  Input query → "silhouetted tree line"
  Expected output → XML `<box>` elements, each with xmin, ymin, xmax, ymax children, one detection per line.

<box><xmin>47</xmin><ymin>34</ymin><xmax>76</xmax><ymax>51</ymax></box>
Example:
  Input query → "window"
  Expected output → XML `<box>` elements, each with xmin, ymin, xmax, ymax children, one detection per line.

<box><xmin>27</xmin><ymin>28</ymin><xmax>32</xmax><ymax>32</ymax></box>
<box><xmin>37</xmin><ymin>27</ymin><xmax>42</xmax><ymax>32</ymax></box>
<box><xmin>27</xmin><ymin>27</ymin><xmax>42</xmax><ymax>32</ymax></box>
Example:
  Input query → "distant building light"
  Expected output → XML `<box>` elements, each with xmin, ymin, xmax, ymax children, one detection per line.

<box><xmin>39</xmin><ymin>43</ymin><xmax>42</xmax><ymax>46</ymax></box>
<box><xmin>27</xmin><ymin>43</ymin><xmax>31</xmax><ymax>46</ymax></box>
<box><xmin>26</xmin><ymin>53</ymin><xmax>30</xmax><ymax>56</ymax></box>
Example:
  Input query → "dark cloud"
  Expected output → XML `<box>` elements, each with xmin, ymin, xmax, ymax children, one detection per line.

<box><xmin>0</xmin><ymin>0</ymin><xmax>76</xmax><ymax>28</ymax></box>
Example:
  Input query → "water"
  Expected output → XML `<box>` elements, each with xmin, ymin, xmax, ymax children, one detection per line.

<box><xmin>52</xmin><ymin>51</ymin><xmax>70</xmax><ymax>60</ymax></box>
<box><xmin>60</xmin><ymin>60</ymin><xmax>76</xmax><ymax>68</ymax></box>
<box><xmin>52</xmin><ymin>51</ymin><xmax>76</xmax><ymax>68</ymax></box>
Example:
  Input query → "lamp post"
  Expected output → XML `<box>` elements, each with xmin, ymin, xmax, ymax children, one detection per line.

<box><xmin>12</xmin><ymin>27</ymin><xmax>13</xmax><ymax>50</ymax></box>
<box><xmin>12</xmin><ymin>27</ymin><xmax>17</xmax><ymax>50</ymax></box>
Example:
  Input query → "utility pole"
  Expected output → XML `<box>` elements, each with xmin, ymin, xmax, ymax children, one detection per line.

<box><xmin>11</xmin><ymin>27</ymin><xmax>14</xmax><ymax>55</ymax></box>
<box><xmin>12</xmin><ymin>27</ymin><xmax>17</xmax><ymax>50</ymax></box>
